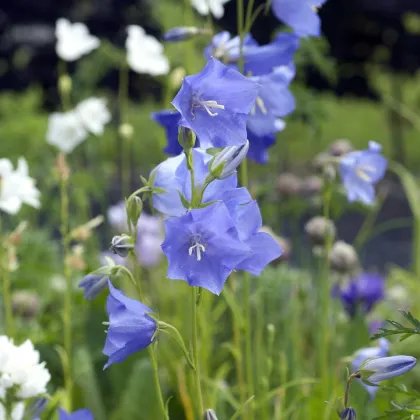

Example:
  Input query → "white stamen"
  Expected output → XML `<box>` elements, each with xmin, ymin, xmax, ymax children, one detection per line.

<box><xmin>356</xmin><ymin>164</ymin><xmax>376</xmax><ymax>182</ymax></box>
<box><xmin>255</xmin><ymin>97</ymin><xmax>267</xmax><ymax>114</ymax></box>
<box><xmin>201</xmin><ymin>100</ymin><xmax>225</xmax><ymax>117</ymax></box>
<box><xmin>189</xmin><ymin>243</ymin><xmax>206</xmax><ymax>261</ymax></box>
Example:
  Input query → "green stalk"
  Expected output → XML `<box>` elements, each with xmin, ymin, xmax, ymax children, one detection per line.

<box><xmin>0</xmin><ymin>217</ymin><xmax>14</xmax><ymax>337</ymax></box>
<box><xmin>192</xmin><ymin>287</ymin><xmax>204</xmax><ymax>416</ymax></box>
<box><xmin>118</xmin><ymin>65</ymin><xmax>130</xmax><ymax>198</ymax></box>
<box><xmin>60</xmin><ymin>173</ymin><xmax>73</xmax><ymax>410</ymax></box>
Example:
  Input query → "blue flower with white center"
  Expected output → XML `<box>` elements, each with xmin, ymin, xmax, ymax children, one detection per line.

<box><xmin>59</xmin><ymin>408</ymin><xmax>94</xmax><ymax>420</ymax></box>
<box><xmin>151</xmin><ymin>148</ymin><xmax>237</xmax><ymax>217</ymax></box>
<box><xmin>332</xmin><ymin>272</ymin><xmax>385</xmax><ymax>318</ymax></box>
<box><xmin>247</xmin><ymin>71</ymin><xmax>295</xmax><ymax>137</ymax></box>
<box><xmin>271</xmin><ymin>0</ymin><xmax>327</xmax><ymax>38</ymax></box>
<box><xmin>359</xmin><ymin>355</ymin><xmax>417</xmax><ymax>383</ymax></box>
<box><xmin>351</xmin><ymin>338</ymin><xmax>389</xmax><ymax>398</ymax></box>
<box><xmin>221</xmin><ymin>188</ymin><xmax>283</xmax><ymax>273</ymax></box>
<box><xmin>161</xmin><ymin>202</ymin><xmax>251</xmax><ymax>295</ymax></box>
<box><xmin>339</xmin><ymin>141</ymin><xmax>387</xmax><ymax>205</ymax></box>
<box><xmin>103</xmin><ymin>281</ymin><xmax>157</xmax><ymax>368</ymax></box>
<box><xmin>172</xmin><ymin>57</ymin><xmax>259</xmax><ymax>149</ymax></box>
<box><xmin>151</xmin><ymin>110</ymin><xmax>184</xmax><ymax>155</ymax></box>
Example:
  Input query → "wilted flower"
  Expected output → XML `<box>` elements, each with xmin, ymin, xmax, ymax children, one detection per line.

<box><xmin>332</xmin><ymin>272</ymin><xmax>385</xmax><ymax>317</ymax></box>
<box><xmin>339</xmin><ymin>141</ymin><xmax>387</xmax><ymax>205</ymax></box>
<box><xmin>359</xmin><ymin>355</ymin><xmax>417</xmax><ymax>383</ymax></box>
<box><xmin>340</xmin><ymin>407</ymin><xmax>356</xmax><ymax>419</ymax></box>
<box><xmin>210</xmin><ymin>141</ymin><xmax>249</xmax><ymax>179</ymax></box>
<box><xmin>305</xmin><ymin>216</ymin><xmax>335</xmax><ymax>245</ymax></box>
<box><xmin>271</xmin><ymin>0</ymin><xmax>327</xmax><ymax>38</ymax></box>
<box><xmin>172</xmin><ymin>57</ymin><xmax>259</xmax><ymax>149</ymax></box>
<box><xmin>302</xmin><ymin>175</ymin><xmax>323</xmax><ymax>196</ymax></box>
<box><xmin>0</xmin><ymin>158</ymin><xmax>40</xmax><ymax>215</ymax></box>
<box><xmin>59</xmin><ymin>408</ymin><xmax>94</xmax><ymax>420</ymax></box>
<box><xmin>103</xmin><ymin>282</ymin><xmax>157</xmax><ymax>368</ymax></box>
<box><xmin>351</xmin><ymin>338</ymin><xmax>389</xmax><ymax>398</ymax></box>
<box><xmin>55</xmin><ymin>18</ymin><xmax>100</xmax><ymax>61</ymax></box>
<box><xmin>46</xmin><ymin>111</ymin><xmax>88</xmax><ymax>154</ymax></box>
<box><xmin>329</xmin><ymin>241</ymin><xmax>359</xmax><ymax>274</ymax></box>
<box><xmin>191</xmin><ymin>0</ymin><xmax>231</xmax><ymax>18</ymax></box>
<box><xmin>126</xmin><ymin>26</ymin><xmax>169</xmax><ymax>76</ymax></box>
<box><xmin>76</xmin><ymin>97</ymin><xmax>111</xmax><ymax>135</ymax></box>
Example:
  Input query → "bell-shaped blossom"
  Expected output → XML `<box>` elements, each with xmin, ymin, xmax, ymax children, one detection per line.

<box><xmin>126</xmin><ymin>26</ymin><xmax>169</xmax><ymax>76</ymax></box>
<box><xmin>246</xmin><ymin>129</ymin><xmax>277</xmax><ymax>164</ymax></box>
<box><xmin>79</xmin><ymin>273</ymin><xmax>109</xmax><ymax>300</ymax></box>
<box><xmin>271</xmin><ymin>0</ymin><xmax>327</xmax><ymax>38</ymax></box>
<box><xmin>151</xmin><ymin>148</ymin><xmax>237</xmax><ymax>217</ymax></box>
<box><xmin>76</xmin><ymin>97</ymin><xmax>111</xmax><ymax>135</ymax></box>
<box><xmin>221</xmin><ymin>188</ymin><xmax>283</xmax><ymax>274</ymax></box>
<box><xmin>0</xmin><ymin>336</ymin><xmax>50</xmax><ymax>401</ymax></box>
<box><xmin>247</xmin><ymin>71</ymin><xmax>295</xmax><ymax>137</ymax></box>
<box><xmin>103</xmin><ymin>281</ymin><xmax>157</xmax><ymax>368</ymax></box>
<box><xmin>162</xmin><ymin>202</ymin><xmax>251</xmax><ymax>295</ymax></box>
<box><xmin>351</xmin><ymin>338</ymin><xmax>389</xmax><ymax>398</ymax></box>
<box><xmin>191</xmin><ymin>0</ymin><xmax>231</xmax><ymax>19</ymax></box>
<box><xmin>172</xmin><ymin>58</ymin><xmax>259</xmax><ymax>149</ymax></box>
<box><xmin>46</xmin><ymin>111</ymin><xmax>88</xmax><ymax>154</ymax></box>
<box><xmin>339</xmin><ymin>141</ymin><xmax>387</xmax><ymax>205</ymax></box>
<box><xmin>0</xmin><ymin>158</ymin><xmax>40</xmax><ymax>215</ymax></box>
<box><xmin>55</xmin><ymin>18</ymin><xmax>100</xmax><ymax>61</ymax></box>
<box><xmin>360</xmin><ymin>355</ymin><xmax>417</xmax><ymax>383</ymax></box>
<box><xmin>59</xmin><ymin>408</ymin><xmax>94</xmax><ymax>420</ymax></box>
<box><xmin>332</xmin><ymin>272</ymin><xmax>384</xmax><ymax>317</ymax></box>
<box><xmin>150</xmin><ymin>110</ymin><xmax>184</xmax><ymax>155</ymax></box>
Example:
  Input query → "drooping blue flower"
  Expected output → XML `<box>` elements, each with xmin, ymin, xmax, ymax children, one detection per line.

<box><xmin>339</xmin><ymin>141</ymin><xmax>388</xmax><ymax>205</ymax></box>
<box><xmin>247</xmin><ymin>71</ymin><xmax>295</xmax><ymax>137</ymax></box>
<box><xmin>352</xmin><ymin>338</ymin><xmax>389</xmax><ymax>398</ymax></box>
<box><xmin>103</xmin><ymin>281</ymin><xmax>157</xmax><ymax>368</ymax></box>
<box><xmin>332</xmin><ymin>272</ymin><xmax>385</xmax><ymax>317</ymax></box>
<box><xmin>360</xmin><ymin>355</ymin><xmax>417</xmax><ymax>383</ymax></box>
<box><xmin>150</xmin><ymin>110</ymin><xmax>184</xmax><ymax>155</ymax></box>
<box><xmin>79</xmin><ymin>273</ymin><xmax>109</xmax><ymax>300</ymax></box>
<box><xmin>151</xmin><ymin>148</ymin><xmax>238</xmax><ymax>217</ymax></box>
<box><xmin>172</xmin><ymin>57</ymin><xmax>259</xmax><ymax>149</ymax></box>
<box><xmin>59</xmin><ymin>408</ymin><xmax>94</xmax><ymax>420</ymax></box>
<box><xmin>221</xmin><ymin>187</ymin><xmax>283</xmax><ymax>273</ymax></box>
<box><xmin>271</xmin><ymin>0</ymin><xmax>327</xmax><ymax>38</ymax></box>
<box><xmin>161</xmin><ymin>202</ymin><xmax>251</xmax><ymax>295</ymax></box>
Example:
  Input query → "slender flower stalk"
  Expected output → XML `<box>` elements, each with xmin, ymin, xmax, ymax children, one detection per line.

<box><xmin>192</xmin><ymin>287</ymin><xmax>204</xmax><ymax>416</ymax></box>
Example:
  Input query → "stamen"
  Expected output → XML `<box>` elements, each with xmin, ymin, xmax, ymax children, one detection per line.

<box><xmin>189</xmin><ymin>243</ymin><xmax>206</xmax><ymax>261</ymax></box>
<box><xmin>255</xmin><ymin>97</ymin><xmax>267</xmax><ymax>114</ymax></box>
<box><xmin>201</xmin><ymin>100</ymin><xmax>225</xmax><ymax>117</ymax></box>
<box><xmin>356</xmin><ymin>165</ymin><xmax>376</xmax><ymax>182</ymax></box>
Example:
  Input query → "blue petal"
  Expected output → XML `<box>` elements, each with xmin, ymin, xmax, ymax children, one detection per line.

<box><xmin>151</xmin><ymin>110</ymin><xmax>183</xmax><ymax>155</ymax></box>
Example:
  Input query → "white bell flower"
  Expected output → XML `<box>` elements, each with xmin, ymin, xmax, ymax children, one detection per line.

<box><xmin>76</xmin><ymin>97</ymin><xmax>111</xmax><ymax>135</ymax></box>
<box><xmin>55</xmin><ymin>18</ymin><xmax>100</xmax><ymax>61</ymax></box>
<box><xmin>126</xmin><ymin>25</ymin><xmax>169</xmax><ymax>76</ymax></box>
<box><xmin>191</xmin><ymin>0</ymin><xmax>232</xmax><ymax>18</ymax></box>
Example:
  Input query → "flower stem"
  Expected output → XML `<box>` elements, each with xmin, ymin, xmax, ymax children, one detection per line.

<box><xmin>118</xmin><ymin>65</ymin><xmax>130</xmax><ymax>198</ymax></box>
<box><xmin>60</xmin><ymin>172</ymin><xmax>73</xmax><ymax>410</ymax></box>
<box><xmin>0</xmin><ymin>218</ymin><xmax>14</xmax><ymax>338</ymax></box>
<box><xmin>192</xmin><ymin>287</ymin><xmax>204</xmax><ymax>416</ymax></box>
<box><xmin>148</xmin><ymin>346</ymin><xmax>169</xmax><ymax>420</ymax></box>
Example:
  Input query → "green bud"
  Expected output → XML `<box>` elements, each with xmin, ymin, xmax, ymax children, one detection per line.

<box><xmin>126</xmin><ymin>195</ymin><xmax>143</xmax><ymax>228</ymax></box>
<box><xmin>178</xmin><ymin>126</ymin><xmax>196</xmax><ymax>151</ymax></box>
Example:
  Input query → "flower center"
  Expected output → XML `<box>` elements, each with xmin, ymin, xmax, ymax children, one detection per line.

<box><xmin>191</xmin><ymin>96</ymin><xmax>225</xmax><ymax>118</ymax></box>
<box><xmin>188</xmin><ymin>237</ymin><xmax>206</xmax><ymax>261</ymax></box>
<box><xmin>356</xmin><ymin>165</ymin><xmax>376</xmax><ymax>182</ymax></box>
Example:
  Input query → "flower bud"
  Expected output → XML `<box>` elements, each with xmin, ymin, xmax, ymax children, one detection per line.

<box><xmin>329</xmin><ymin>241</ymin><xmax>359</xmax><ymax>274</ymax></box>
<box><xmin>359</xmin><ymin>356</ymin><xmax>417</xmax><ymax>382</ymax></box>
<box><xmin>126</xmin><ymin>196</ymin><xmax>143</xmax><ymax>228</ymax></box>
<box><xmin>58</xmin><ymin>74</ymin><xmax>72</xmax><ymax>95</ymax></box>
<box><xmin>339</xmin><ymin>407</ymin><xmax>356</xmax><ymax>419</ymax></box>
<box><xmin>330</xmin><ymin>139</ymin><xmax>354</xmax><ymax>157</ymax></box>
<box><xmin>302</xmin><ymin>175</ymin><xmax>323</xmax><ymax>196</ymax></box>
<box><xmin>170</xmin><ymin>67</ymin><xmax>186</xmax><ymax>90</ymax></box>
<box><xmin>79</xmin><ymin>273</ymin><xmax>109</xmax><ymax>300</ymax></box>
<box><xmin>275</xmin><ymin>173</ymin><xmax>303</xmax><ymax>197</ymax></box>
<box><xmin>163</xmin><ymin>27</ymin><xmax>210</xmax><ymax>42</ymax></box>
<box><xmin>178</xmin><ymin>126</ymin><xmax>196</xmax><ymax>151</ymax></box>
<box><xmin>305</xmin><ymin>216</ymin><xmax>336</xmax><ymax>245</ymax></box>
<box><xmin>12</xmin><ymin>291</ymin><xmax>40</xmax><ymax>319</ymax></box>
<box><xmin>203</xmin><ymin>409</ymin><xmax>218</xmax><ymax>420</ymax></box>
<box><xmin>210</xmin><ymin>140</ymin><xmax>249</xmax><ymax>179</ymax></box>
<box><xmin>119</xmin><ymin>123</ymin><xmax>134</xmax><ymax>139</ymax></box>
<box><xmin>110</xmin><ymin>235</ymin><xmax>134</xmax><ymax>258</ymax></box>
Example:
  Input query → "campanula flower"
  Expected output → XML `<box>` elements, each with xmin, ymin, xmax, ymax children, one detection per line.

<box><xmin>271</xmin><ymin>0</ymin><xmax>327</xmax><ymax>38</ymax></box>
<box><xmin>172</xmin><ymin>57</ymin><xmax>259</xmax><ymax>149</ymax></box>
<box><xmin>79</xmin><ymin>273</ymin><xmax>109</xmax><ymax>300</ymax></box>
<box><xmin>221</xmin><ymin>188</ymin><xmax>283</xmax><ymax>274</ymax></box>
<box><xmin>191</xmin><ymin>0</ymin><xmax>231</xmax><ymax>19</ymax></box>
<box><xmin>59</xmin><ymin>408</ymin><xmax>94</xmax><ymax>420</ymax></box>
<box><xmin>103</xmin><ymin>281</ymin><xmax>157</xmax><ymax>368</ymax></box>
<box><xmin>352</xmin><ymin>338</ymin><xmax>389</xmax><ymax>398</ymax></box>
<box><xmin>340</xmin><ymin>408</ymin><xmax>356</xmax><ymax>419</ymax></box>
<box><xmin>210</xmin><ymin>140</ymin><xmax>249</xmax><ymax>179</ymax></box>
<box><xmin>151</xmin><ymin>110</ymin><xmax>184</xmax><ymax>155</ymax></box>
<box><xmin>151</xmin><ymin>148</ymin><xmax>237</xmax><ymax>217</ymax></box>
<box><xmin>332</xmin><ymin>272</ymin><xmax>384</xmax><ymax>317</ymax></box>
<box><xmin>247</xmin><ymin>71</ymin><xmax>295</xmax><ymax>137</ymax></box>
<box><xmin>76</xmin><ymin>97</ymin><xmax>111</xmax><ymax>135</ymax></box>
<box><xmin>161</xmin><ymin>202</ymin><xmax>251</xmax><ymax>295</ymax></box>
<box><xmin>359</xmin><ymin>355</ymin><xmax>417</xmax><ymax>383</ymax></box>
<box><xmin>339</xmin><ymin>141</ymin><xmax>387</xmax><ymax>205</ymax></box>
<box><xmin>246</xmin><ymin>125</ymin><xmax>278</xmax><ymax>164</ymax></box>
<box><xmin>110</xmin><ymin>235</ymin><xmax>134</xmax><ymax>258</ymax></box>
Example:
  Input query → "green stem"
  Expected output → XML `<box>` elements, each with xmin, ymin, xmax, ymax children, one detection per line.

<box><xmin>149</xmin><ymin>346</ymin><xmax>169</xmax><ymax>420</ymax></box>
<box><xmin>58</xmin><ymin>60</ymin><xmax>71</xmax><ymax>111</ymax></box>
<box><xmin>60</xmin><ymin>173</ymin><xmax>73</xmax><ymax>410</ymax></box>
<box><xmin>0</xmin><ymin>218</ymin><xmax>14</xmax><ymax>337</ymax></box>
<box><xmin>192</xmin><ymin>287</ymin><xmax>204</xmax><ymax>416</ymax></box>
<box><xmin>118</xmin><ymin>65</ymin><xmax>130</xmax><ymax>198</ymax></box>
